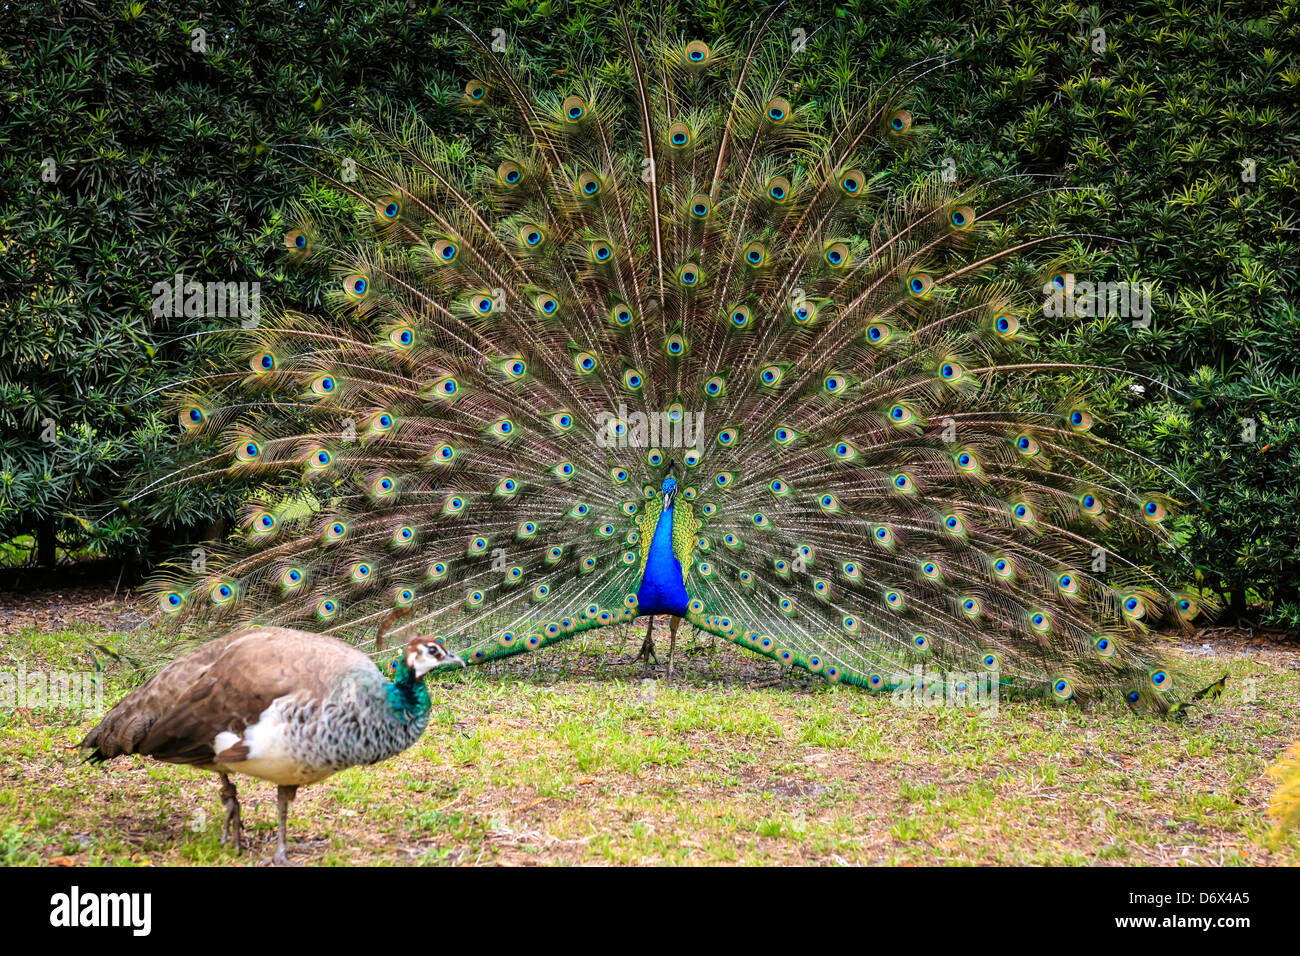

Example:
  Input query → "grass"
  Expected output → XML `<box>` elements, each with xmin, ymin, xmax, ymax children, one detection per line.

<box><xmin>1</xmin><ymin>617</ymin><xmax>1298</xmax><ymax>866</ymax></box>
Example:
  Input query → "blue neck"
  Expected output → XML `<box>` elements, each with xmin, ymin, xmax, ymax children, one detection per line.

<box><xmin>387</xmin><ymin>658</ymin><xmax>432</xmax><ymax>718</ymax></box>
<box><xmin>635</xmin><ymin>503</ymin><xmax>691</xmax><ymax>617</ymax></box>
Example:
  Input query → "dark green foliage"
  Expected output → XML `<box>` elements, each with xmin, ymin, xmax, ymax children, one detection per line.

<box><xmin>0</xmin><ymin>0</ymin><xmax>1295</xmax><ymax>629</ymax></box>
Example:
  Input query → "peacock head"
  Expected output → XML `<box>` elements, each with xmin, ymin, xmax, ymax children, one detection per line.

<box><xmin>403</xmin><ymin>636</ymin><xmax>464</xmax><ymax>677</ymax></box>
<box><xmin>661</xmin><ymin>469</ymin><xmax>678</xmax><ymax>509</ymax></box>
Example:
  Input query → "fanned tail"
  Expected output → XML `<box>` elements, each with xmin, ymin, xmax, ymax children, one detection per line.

<box><xmin>139</xmin><ymin>14</ymin><xmax>1210</xmax><ymax>710</ymax></box>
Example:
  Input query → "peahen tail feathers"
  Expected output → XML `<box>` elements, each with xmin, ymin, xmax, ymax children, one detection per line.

<box><xmin>139</xmin><ymin>14</ymin><xmax>1209</xmax><ymax>711</ymax></box>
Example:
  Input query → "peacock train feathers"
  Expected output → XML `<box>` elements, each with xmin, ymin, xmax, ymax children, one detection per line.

<box><xmin>141</xmin><ymin>14</ymin><xmax>1208</xmax><ymax>711</ymax></box>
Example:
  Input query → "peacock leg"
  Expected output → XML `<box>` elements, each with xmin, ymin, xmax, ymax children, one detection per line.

<box><xmin>637</xmin><ymin>616</ymin><xmax>658</xmax><ymax>674</ymax></box>
<box><xmin>271</xmin><ymin>784</ymin><xmax>298</xmax><ymax>865</ymax></box>
<box><xmin>218</xmin><ymin>772</ymin><xmax>241</xmax><ymax>853</ymax></box>
<box><xmin>666</xmin><ymin>616</ymin><xmax>682</xmax><ymax>684</ymax></box>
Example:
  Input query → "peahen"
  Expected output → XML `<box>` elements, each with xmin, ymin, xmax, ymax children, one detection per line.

<box><xmin>81</xmin><ymin>619</ymin><xmax>462</xmax><ymax>863</ymax></box>
<box><xmin>141</xmin><ymin>15</ymin><xmax>1206</xmax><ymax>711</ymax></box>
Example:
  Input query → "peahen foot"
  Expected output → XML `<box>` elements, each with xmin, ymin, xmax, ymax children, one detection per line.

<box><xmin>269</xmin><ymin>784</ymin><xmax>299</xmax><ymax>866</ymax></box>
<box><xmin>218</xmin><ymin>772</ymin><xmax>242</xmax><ymax>853</ymax></box>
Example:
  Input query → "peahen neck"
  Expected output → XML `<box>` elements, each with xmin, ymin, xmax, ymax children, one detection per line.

<box><xmin>386</xmin><ymin>658</ymin><xmax>432</xmax><ymax>721</ymax></box>
<box><xmin>636</xmin><ymin>501</ymin><xmax>691</xmax><ymax>617</ymax></box>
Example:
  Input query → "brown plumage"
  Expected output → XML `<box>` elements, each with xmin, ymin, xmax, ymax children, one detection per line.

<box><xmin>81</xmin><ymin>626</ymin><xmax>461</xmax><ymax>863</ymax></box>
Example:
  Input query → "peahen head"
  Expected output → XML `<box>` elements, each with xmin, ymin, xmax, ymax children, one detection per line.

<box><xmin>401</xmin><ymin>635</ymin><xmax>464</xmax><ymax>679</ymax></box>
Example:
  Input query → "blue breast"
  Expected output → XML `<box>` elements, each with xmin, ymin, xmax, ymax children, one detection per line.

<box><xmin>635</xmin><ymin>504</ymin><xmax>690</xmax><ymax>617</ymax></box>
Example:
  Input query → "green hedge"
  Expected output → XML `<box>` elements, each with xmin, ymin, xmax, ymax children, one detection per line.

<box><xmin>1</xmin><ymin>0</ymin><xmax>1296</xmax><ymax>624</ymax></box>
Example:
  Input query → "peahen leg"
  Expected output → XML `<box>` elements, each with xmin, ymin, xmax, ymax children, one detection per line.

<box><xmin>666</xmin><ymin>616</ymin><xmax>682</xmax><ymax>684</ymax></box>
<box><xmin>218</xmin><ymin>772</ymin><xmax>241</xmax><ymax>853</ymax></box>
<box><xmin>271</xmin><ymin>784</ymin><xmax>298</xmax><ymax>865</ymax></box>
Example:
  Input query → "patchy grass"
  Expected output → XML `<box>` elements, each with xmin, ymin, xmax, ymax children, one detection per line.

<box><xmin>2</xmin><ymin>603</ymin><xmax>1298</xmax><ymax>866</ymax></box>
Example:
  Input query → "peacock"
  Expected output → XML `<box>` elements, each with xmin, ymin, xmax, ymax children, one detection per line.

<box><xmin>81</xmin><ymin>618</ymin><xmax>462</xmax><ymax>863</ymax></box>
<box><xmin>139</xmin><ymin>13</ymin><xmax>1208</xmax><ymax>712</ymax></box>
